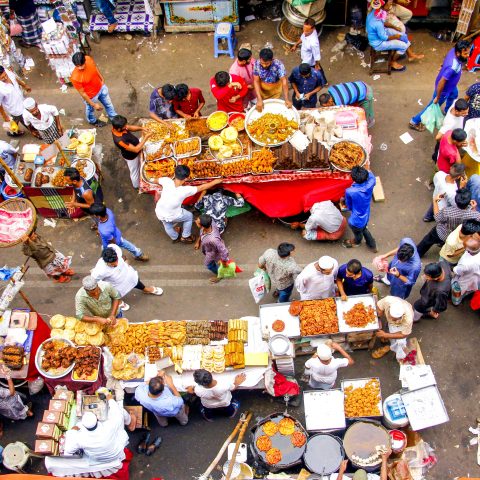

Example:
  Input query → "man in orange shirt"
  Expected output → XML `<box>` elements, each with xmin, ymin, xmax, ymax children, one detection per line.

<box><xmin>70</xmin><ymin>52</ymin><xmax>117</xmax><ymax>127</ymax></box>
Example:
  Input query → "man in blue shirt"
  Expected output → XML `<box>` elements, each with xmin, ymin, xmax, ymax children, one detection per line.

<box><xmin>90</xmin><ymin>203</ymin><xmax>148</xmax><ymax>261</ymax></box>
<box><xmin>342</xmin><ymin>166</ymin><xmax>377</xmax><ymax>252</ymax></box>
<box><xmin>410</xmin><ymin>40</ymin><xmax>471</xmax><ymax>131</ymax></box>
<box><xmin>135</xmin><ymin>372</ymin><xmax>189</xmax><ymax>427</ymax></box>
<box><xmin>288</xmin><ymin>63</ymin><xmax>325</xmax><ymax>109</ymax></box>
<box><xmin>336</xmin><ymin>259</ymin><xmax>374</xmax><ymax>299</ymax></box>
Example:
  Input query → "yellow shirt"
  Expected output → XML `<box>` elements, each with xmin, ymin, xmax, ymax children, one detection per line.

<box><xmin>439</xmin><ymin>225</ymin><xmax>464</xmax><ymax>265</ymax></box>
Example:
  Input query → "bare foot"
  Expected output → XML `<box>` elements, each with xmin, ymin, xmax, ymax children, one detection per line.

<box><xmin>391</xmin><ymin>62</ymin><xmax>405</xmax><ymax>70</ymax></box>
<box><xmin>128</xmin><ymin>413</ymin><xmax>137</xmax><ymax>431</ymax></box>
<box><xmin>409</xmin><ymin>53</ymin><xmax>425</xmax><ymax>61</ymax></box>
<box><xmin>209</xmin><ymin>276</ymin><xmax>221</xmax><ymax>284</ymax></box>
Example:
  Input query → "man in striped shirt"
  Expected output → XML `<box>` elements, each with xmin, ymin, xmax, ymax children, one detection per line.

<box><xmin>319</xmin><ymin>81</ymin><xmax>375</xmax><ymax>127</ymax></box>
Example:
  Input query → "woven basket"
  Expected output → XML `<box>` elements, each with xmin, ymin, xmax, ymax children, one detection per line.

<box><xmin>0</xmin><ymin>198</ymin><xmax>37</xmax><ymax>248</ymax></box>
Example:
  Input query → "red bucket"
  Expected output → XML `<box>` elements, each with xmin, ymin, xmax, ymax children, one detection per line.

<box><xmin>389</xmin><ymin>429</ymin><xmax>407</xmax><ymax>454</ymax></box>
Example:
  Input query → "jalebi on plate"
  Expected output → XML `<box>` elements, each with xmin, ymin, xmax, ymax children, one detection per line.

<box><xmin>262</xmin><ymin>421</ymin><xmax>279</xmax><ymax>436</ymax></box>
<box><xmin>278</xmin><ymin>417</ymin><xmax>295</xmax><ymax>436</ymax></box>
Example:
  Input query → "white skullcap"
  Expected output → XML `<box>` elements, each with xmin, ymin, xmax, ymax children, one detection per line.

<box><xmin>318</xmin><ymin>256</ymin><xmax>335</xmax><ymax>270</ymax></box>
<box><xmin>390</xmin><ymin>302</ymin><xmax>405</xmax><ymax>318</ymax></box>
<box><xmin>317</xmin><ymin>343</ymin><xmax>333</xmax><ymax>361</ymax></box>
<box><xmin>82</xmin><ymin>275</ymin><xmax>98</xmax><ymax>291</ymax></box>
<box><xmin>23</xmin><ymin>97</ymin><xmax>36</xmax><ymax>110</ymax></box>
<box><xmin>81</xmin><ymin>411</ymin><xmax>98</xmax><ymax>430</ymax></box>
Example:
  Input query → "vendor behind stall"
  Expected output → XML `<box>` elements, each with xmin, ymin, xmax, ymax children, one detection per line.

<box><xmin>210</xmin><ymin>71</ymin><xmax>248</xmax><ymax>113</ymax></box>
<box><xmin>295</xmin><ymin>255</ymin><xmax>338</xmax><ymax>300</ymax></box>
<box><xmin>64</xmin><ymin>166</ymin><xmax>103</xmax><ymax>216</ymax></box>
<box><xmin>289</xmin><ymin>63</ymin><xmax>324</xmax><ymax>110</ymax></box>
<box><xmin>253</xmin><ymin>48</ymin><xmax>291</xmax><ymax>111</ymax></box>
<box><xmin>173</xmin><ymin>84</ymin><xmax>205</xmax><ymax>119</ymax></box>
<box><xmin>75</xmin><ymin>276</ymin><xmax>122</xmax><ymax>327</ymax></box>
<box><xmin>149</xmin><ymin>83</ymin><xmax>179</xmax><ymax>123</ymax></box>
<box><xmin>336</xmin><ymin>259</ymin><xmax>373</xmax><ymax>300</ymax></box>
<box><xmin>111</xmin><ymin>115</ymin><xmax>152</xmax><ymax>189</ymax></box>
<box><xmin>45</xmin><ymin>393</ymin><xmax>129</xmax><ymax>478</ymax></box>
<box><xmin>229</xmin><ymin>48</ymin><xmax>256</xmax><ymax>108</ymax></box>
<box><xmin>22</xmin><ymin>97</ymin><xmax>63</xmax><ymax>144</ymax></box>
<box><xmin>305</xmin><ymin>342</ymin><xmax>354</xmax><ymax>389</ymax></box>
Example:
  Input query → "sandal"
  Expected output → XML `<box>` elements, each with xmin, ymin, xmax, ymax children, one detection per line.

<box><xmin>180</xmin><ymin>235</ymin><xmax>197</xmax><ymax>244</ymax></box>
<box><xmin>137</xmin><ymin>432</ymin><xmax>151</xmax><ymax>454</ymax></box>
<box><xmin>209</xmin><ymin>276</ymin><xmax>222</xmax><ymax>284</ymax></box>
<box><xmin>172</xmin><ymin>226</ymin><xmax>182</xmax><ymax>244</ymax></box>
<box><xmin>148</xmin><ymin>287</ymin><xmax>164</xmax><ymax>296</ymax></box>
<box><xmin>64</xmin><ymin>269</ymin><xmax>75</xmax><ymax>276</ymax></box>
<box><xmin>145</xmin><ymin>436</ymin><xmax>163</xmax><ymax>456</ymax></box>
<box><xmin>54</xmin><ymin>275</ymin><xmax>71</xmax><ymax>284</ymax></box>
<box><xmin>371</xmin><ymin>345</ymin><xmax>391</xmax><ymax>359</ymax></box>
<box><xmin>409</xmin><ymin>122</ymin><xmax>426</xmax><ymax>132</ymax></box>
<box><xmin>342</xmin><ymin>240</ymin><xmax>360</xmax><ymax>249</ymax></box>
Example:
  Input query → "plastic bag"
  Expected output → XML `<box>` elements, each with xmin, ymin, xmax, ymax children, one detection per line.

<box><xmin>255</xmin><ymin>267</ymin><xmax>271</xmax><ymax>292</ymax></box>
<box><xmin>292</xmin><ymin>0</ymin><xmax>315</xmax><ymax>6</ymax></box>
<box><xmin>217</xmin><ymin>261</ymin><xmax>236</xmax><ymax>279</ymax></box>
<box><xmin>420</xmin><ymin>103</ymin><xmax>444</xmax><ymax>133</ymax></box>
<box><xmin>372</xmin><ymin>255</ymin><xmax>389</xmax><ymax>273</ymax></box>
<box><xmin>29</xmin><ymin>376</ymin><xmax>44</xmax><ymax>394</ymax></box>
<box><xmin>345</xmin><ymin>33</ymin><xmax>369</xmax><ymax>51</ymax></box>
<box><xmin>249</xmin><ymin>274</ymin><xmax>266</xmax><ymax>304</ymax></box>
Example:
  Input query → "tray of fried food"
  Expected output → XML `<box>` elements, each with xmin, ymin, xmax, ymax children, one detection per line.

<box><xmin>143</xmin><ymin>120</ymin><xmax>188</xmax><ymax>144</ymax></box>
<box><xmin>201</xmin><ymin>345</ymin><xmax>225</xmax><ymax>373</ymax></box>
<box><xmin>185</xmin><ymin>320</ymin><xmax>210</xmax><ymax>345</ymax></box>
<box><xmin>251</xmin><ymin>147</ymin><xmax>277</xmax><ymax>174</ymax></box>
<box><xmin>174</xmin><ymin>137</ymin><xmax>201</xmax><ymax>159</ymax></box>
<box><xmin>209</xmin><ymin>320</ymin><xmax>228</xmax><ymax>341</ymax></box>
<box><xmin>186</xmin><ymin>117</ymin><xmax>211</xmax><ymax>140</ymax></box>
<box><xmin>142</xmin><ymin>158</ymin><xmax>176</xmax><ymax>183</ymax></box>
<box><xmin>224</xmin><ymin>340</ymin><xmax>245</xmax><ymax>369</ymax></box>
<box><xmin>220</xmin><ymin>157</ymin><xmax>252</xmax><ymax>177</ymax></box>
<box><xmin>336</xmin><ymin>294</ymin><xmax>379</xmax><ymax>333</ymax></box>
<box><xmin>177</xmin><ymin>156</ymin><xmax>195</xmax><ymax>179</ymax></box>
<box><xmin>192</xmin><ymin>160</ymin><xmax>221</xmax><ymax>180</ymax></box>
<box><xmin>72</xmin><ymin>345</ymin><xmax>101</xmax><ymax>382</ymax></box>
<box><xmin>35</xmin><ymin>339</ymin><xmax>76</xmax><ymax>378</ymax></box>
<box><xmin>328</xmin><ymin>140</ymin><xmax>366</xmax><ymax>173</ymax></box>
<box><xmin>228</xmin><ymin>319</ymin><xmax>248</xmax><ymax>343</ymax></box>
<box><xmin>111</xmin><ymin>352</ymin><xmax>145</xmax><ymax>380</ymax></box>
<box><xmin>2</xmin><ymin>344</ymin><xmax>26</xmax><ymax>371</ymax></box>
<box><xmin>299</xmin><ymin>298</ymin><xmax>339</xmax><ymax>336</ymax></box>
<box><xmin>342</xmin><ymin>378</ymin><xmax>382</xmax><ymax>418</ymax></box>
<box><xmin>144</xmin><ymin>141</ymin><xmax>173</xmax><ymax>162</ymax></box>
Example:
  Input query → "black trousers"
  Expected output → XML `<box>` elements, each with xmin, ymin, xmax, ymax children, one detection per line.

<box><xmin>350</xmin><ymin>224</ymin><xmax>376</xmax><ymax>249</ymax></box>
<box><xmin>135</xmin><ymin>279</ymin><xmax>145</xmax><ymax>290</ymax></box>
<box><xmin>417</xmin><ymin>227</ymin><xmax>444</xmax><ymax>258</ymax></box>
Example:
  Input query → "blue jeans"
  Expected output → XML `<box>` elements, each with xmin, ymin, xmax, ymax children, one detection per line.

<box><xmin>161</xmin><ymin>208</ymin><xmax>193</xmax><ymax>240</ymax></box>
<box><xmin>206</xmin><ymin>261</ymin><xmax>218</xmax><ymax>275</ymax></box>
<box><xmin>411</xmin><ymin>87</ymin><xmax>458</xmax><ymax>125</ymax></box>
<box><xmin>277</xmin><ymin>284</ymin><xmax>294</xmax><ymax>303</ymax></box>
<box><xmin>375</xmin><ymin>28</ymin><xmax>410</xmax><ymax>54</ymax></box>
<box><xmin>467</xmin><ymin>175</ymin><xmax>480</xmax><ymax>211</ymax></box>
<box><xmin>85</xmin><ymin>84</ymin><xmax>117</xmax><ymax>125</ymax></box>
<box><xmin>96</xmin><ymin>0</ymin><xmax>116</xmax><ymax>25</ymax></box>
<box><xmin>118</xmin><ymin>237</ymin><xmax>143</xmax><ymax>258</ymax></box>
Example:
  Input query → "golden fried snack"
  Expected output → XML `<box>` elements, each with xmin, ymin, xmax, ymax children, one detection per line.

<box><xmin>265</xmin><ymin>448</ymin><xmax>282</xmax><ymax>465</ymax></box>
<box><xmin>344</xmin><ymin>303</ymin><xmax>376</xmax><ymax>328</ymax></box>
<box><xmin>289</xmin><ymin>301</ymin><xmax>303</xmax><ymax>316</ymax></box>
<box><xmin>291</xmin><ymin>431</ymin><xmax>306</xmax><ymax>448</ymax></box>
<box><xmin>299</xmin><ymin>299</ymin><xmax>339</xmax><ymax>336</ymax></box>
<box><xmin>272</xmin><ymin>320</ymin><xmax>285</xmax><ymax>332</ymax></box>
<box><xmin>329</xmin><ymin>141</ymin><xmax>365</xmax><ymax>170</ymax></box>
<box><xmin>247</xmin><ymin>113</ymin><xmax>298</xmax><ymax>145</ymax></box>
<box><xmin>256</xmin><ymin>435</ymin><xmax>272</xmax><ymax>452</ymax></box>
<box><xmin>278</xmin><ymin>417</ymin><xmax>295</xmax><ymax>436</ymax></box>
<box><xmin>144</xmin><ymin>121</ymin><xmax>188</xmax><ymax>143</ymax></box>
<box><xmin>344</xmin><ymin>379</ymin><xmax>381</xmax><ymax>418</ymax></box>
<box><xmin>262</xmin><ymin>421</ymin><xmax>279</xmax><ymax>436</ymax></box>
<box><xmin>175</xmin><ymin>138</ymin><xmax>200</xmax><ymax>156</ymax></box>
<box><xmin>144</xmin><ymin>159</ymin><xmax>175</xmax><ymax>181</ymax></box>
<box><xmin>251</xmin><ymin>148</ymin><xmax>277</xmax><ymax>174</ymax></box>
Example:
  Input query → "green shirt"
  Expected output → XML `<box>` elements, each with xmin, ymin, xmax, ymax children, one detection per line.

<box><xmin>75</xmin><ymin>281</ymin><xmax>121</xmax><ymax>319</ymax></box>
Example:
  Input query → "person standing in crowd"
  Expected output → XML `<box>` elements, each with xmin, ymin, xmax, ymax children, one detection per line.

<box><xmin>91</xmin><ymin>245</ymin><xmax>163</xmax><ymax>300</ymax></box>
<box><xmin>154</xmin><ymin>165</ymin><xmax>222</xmax><ymax>244</ymax></box>
<box><xmin>22</xmin><ymin>97</ymin><xmax>63</xmax><ymax>144</ymax></box>
<box><xmin>90</xmin><ymin>203</ymin><xmax>149</xmax><ymax>261</ymax></box>
<box><xmin>436</xmin><ymin>98</ymin><xmax>469</xmax><ymax>140</ymax></box>
<box><xmin>229</xmin><ymin>48</ymin><xmax>256</xmax><ymax>108</ymax></box>
<box><xmin>451</xmin><ymin>237</ymin><xmax>480</xmax><ymax>303</ymax></box>
<box><xmin>372</xmin><ymin>296</ymin><xmax>413</xmax><ymax>360</ymax></box>
<box><xmin>195</xmin><ymin>189</ymin><xmax>244</xmax><ymax>235</ymax></box>
<box><xmin>70</xmin><ymin>52</ymin><xmax>117</xmax><ymax>127</ymax></box>
<box><xmin>22</xmin><ymin>231</ymin><xmax>74</xmax><ymax>284</ymax></box>
<box><xmin>0</xmin><ymin>15</ymin><xmax>25</xmax><ymax>77</ymax></box>
<box><xmin>336</xmin><ymin>259</ymin><xmax>373</xmax><ymax>300</ymax></box>
<box><xmin>0</xmin><ymin>65</ymin><xmax>31</xmax><ymax>135</ymax></box>
<box><xmin>439</xmin><ymin>220</ymin><xmax>480</xmax><ymax>266</ymax></box>
<box><xmin>304</xmin><ymin>342</ymin><xmax>353</xmax><ymax>389</ymax></box>
<box><xmin>253</xmin><ymin>48</ymin><xmax>291</xmax><ymax>111</ymax></box>
<box><xmin>290</xmin><ymin>17</ymin><xmax>328</xmax><ymax>85</ymax></box>
<box><xmin>436</xmin><ymin>128</ymin><xmax>467</xmax><ymax>174</ymax></box>
<box><xmin>9</xmin><ymin>0</ymin><xmax>42</xmax><ymax>47</ymax></box>
<box><xmin>258</xmin><ymin>243</ymin><xmax>302</xmax><ymax>303</ymax></box>
<box><xmin>195</xmin><ymin>214</ymin><xmax>229</xmax><ymax>284</ymax></box>
<box><xmin>111</xmin><ymin>115</ymin><xmax>152</xmax><ymax>189</ymax></box>
<box><xmin>210</xmin><ymin>71</ymin><xmax>248</xmax><ymax>113</ymax></box>
<box><xmin>412</xmin><ymin>262</ymin><xmax>451</xmax><ymax>321</ymax></box>
<box><xmin>135</xmin><ymin>371</ymin><xmax>189</xmax><ymax>427</ymax></box>
<box><xmin>376</xmin><ymin>238</ymin><xmax>421</xmax><ymax>299</ymax></box>
<box><xmin>95</xmin><ymin>0</ymin><xmax>118</xmax><ymax>33</ymax></box>
<box><xmin>465</xmin><ymin>80</ymin><xmax>480</xmax><ymax>122</ymax></box>
<box><xmin>75</xmin><ymin>276</ymin><xmax>122</xmax><ymax>326</ymax></box>
<box><xmin>173</xmin><ymin>84</ymin><xmax>205</xmax><ymax>119</ymax></box>
<box><xmin>291</xmin><ymin>201</ymin><xmax>346</xmax><ymax>241</ymax></box>
<box><xmin>295</xmin><ymin>255</ymin><xmax>338</xmax><ymax>300</ymax></box>
<box><xmin>187</xmin><ymin>370</ymin><xmax>245</xmax><ymax>421</ymax></box>
<box><xmin>64</xmin><ymin>167</ymin><xmax>103</xmax><ymax>216</ymax></box>
<box><xmin>423</xmin><ymin>164</ymin><xmax>466</xmax><ymax>222</ymax></box>
<box><xmin>417</xmin><ymin>189</ymin><xmax>480</xmax><ymax>257</ymax></box>
<box><xmin>410</xmin><ymin>40</ymin><xmax>471</xmax><ymax>131</ymax></box>
<box><xmin>149</xmin><ymin>83</ymin><xmax>178</xmax><ymax>123</ymax></box>
<box><xmin>342</xmin><ymin>166</ymin><xmax>377</xmax><ymax>252</ymax></box>
<box><xmin>288</xmin><ymin>63</ymin><xmax>325</xmax><ymax>110</ymax></box>
<box><xmin>319</xmin><ymin>81</ymin><xmax>375</xmax><ymax>127</ymax></box>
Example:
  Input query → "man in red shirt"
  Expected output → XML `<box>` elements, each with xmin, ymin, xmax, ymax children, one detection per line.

<box><xmin>210</xmin><ymin>71</ymin><xmax>248</xmax><ymax>113</ymax></box>
<box><xmin>173</xmin><ymin>84</ymin><xmax>205</xmax><ymax>119</ymax></box>
<box><xmin>70</xmin><ymin>52</ymin><xmax>117</xmax><ymax>127</ymax></box>
<box><xmin>437</xmin><ymin>128</ymin><xmax>467</xmax><ymax>173</ymax></box>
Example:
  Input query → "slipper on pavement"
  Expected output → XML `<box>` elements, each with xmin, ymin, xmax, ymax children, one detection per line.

<box><xmin>392</xmin><ymin>66</ymin><xmax>406</xmax><ymax>72</ymax></box>
<box><xmin>150</xmin><ymin>287</ymin><xmax>164</xmax><ymax>296</ymax></box>
<box><xmin>409</xmin><ymin>121</ymin><xmax>425</xmax><ymax>132</ymax></box>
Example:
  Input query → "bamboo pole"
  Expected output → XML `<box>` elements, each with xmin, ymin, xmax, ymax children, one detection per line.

<box><xmin>55</xmin><ymin>140</ymin><xmax>70</xmax><ymax>167</ymax></box>
<box><xmin>0</xmin><ymin>156</ymin><xmax>26</xmax><ymax>196</ymax></box>
<box><xmin>225</xmin><ymin>411</ymin><xmax>253</xmax><ymax>480</ymax></box>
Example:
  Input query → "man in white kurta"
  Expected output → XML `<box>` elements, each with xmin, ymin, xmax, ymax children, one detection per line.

<box><xmin>295</xmin><ymin>255</ymin><xmax>338</xmax><ymax>300</ymax></box>
<box><xmin>452</xmin><ymin>238</ymin><xmax>480</xmax><ymax>296</ymax></box>
<box><xmin>45</xmin><ymin>395</ymin><xmax>129</xmax><ymax>477</ymax></box>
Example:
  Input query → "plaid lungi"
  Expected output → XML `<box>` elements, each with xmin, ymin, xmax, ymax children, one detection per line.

<box><xmin>39</xmin><ymin>122</ymin><xmax>61</xmax><ymax>144</ymax></box>
<box><xmin>17</xmin><ymin>12</ymin><xmax>42</xmax><ymax>46</ymax></box>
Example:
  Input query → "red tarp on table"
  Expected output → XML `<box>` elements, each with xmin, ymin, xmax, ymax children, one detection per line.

<box><xmin>27</xmin><ymin>314</ymin><xmax>51</xmax><ymax>381</ymax></box>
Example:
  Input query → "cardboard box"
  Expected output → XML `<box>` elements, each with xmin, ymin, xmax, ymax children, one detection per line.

<box><xmin>36</xmin><ymin>422</ymin><xmax>61</xmax><ymax>440</ymax></box>
<box><xmin>42</xmin><ymin>410</ymin><xmax>68</xmax><ymax>430</ymax></box>
<box><xmin>53</xmin><ymin>389</ymin><xmax>74</xmax><ymax>404</ymax></box>
<box><xmin>35</xmin><ymin>439</ymin><xmax>59</xmax><ymax>456</ymax></box>
<box><xmin>49</xmin><ymin>399</ymin><xmax>71</xmax><ymax>416</ymax></box>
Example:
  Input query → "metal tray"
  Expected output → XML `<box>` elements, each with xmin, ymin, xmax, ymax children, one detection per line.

<box><xmin>335</xmin><ymin>294</ymin><xmax>380</xmax><ymax>334</ymax></box>
<box><xmin>303</xmin><ymin>433</ymin><xmax>345</xmax><ymax>475</ymax></box>
<box><xmin>72</xmin><ymin>346</ymin><xmax>101</xmax><ymax>383</ymax></box>
<box><xmin>342</xmin><ymin>377</ymin><xmax>383</xmax><ymax>419</ymax></box>
<box><xmin>328</xmin><ymin>140</ymin><xmax>367</xmax><ymax>173</ymax></box>
<box><xmin>72</xmin><ymin>159</ymin><xmax>96</xmax><ymax>182</ymax></box>
<box><xmin>174</xmin><ymin>137</ymin><xmax>202</xmax><ymax>159</ymax></box>
<box><xmin>7</xmin><ymin>159</ymin><xmax>33</xmax><ymax>186</ymax></box>
<box><xmin>31</xmin><ymin>166</ymin><xmax>62</xmax><ymax>189</ymax></box>
<box><xmin>303</xmin><ymin>389</ymin><xmax>346</xmax><ymax>432</ymax></box>
<box><xmin>141</xmin><ymin>158</ymin><xmax>176</xmax><ymax>184</ymax></box>
<box><xmin>259</xmin><ymin>303</ymin><xmax>300</xmax><ymax>339</ymax></box>
<box><xmin>209</xmin><ymin>138</ymin><xmax>243</xmax><ymax>161</ymax></box>
<box><xmin>35</xmin><ymin>338</ymin><xmax>76</xmax><ymax>380</ymax></box>
<box><xmin>144</xmin><ymin>140</ymin><xmax>173</xmax><ymax>161</ymax></box>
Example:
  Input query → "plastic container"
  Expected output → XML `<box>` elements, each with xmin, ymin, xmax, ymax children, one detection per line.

<box><xmin>383</xmin><ymin>393</ymin><xmax>409</xmax><ymax>429</ymax></box>
<box><xmin>389</xmin><ymin>429</ymin><xmax>407</xmax><ymax>454</ymax></box>
<box><xmin>1</xmin><ymin>180</ymin><xmax>23</xmax><ymax>200</ymax></box>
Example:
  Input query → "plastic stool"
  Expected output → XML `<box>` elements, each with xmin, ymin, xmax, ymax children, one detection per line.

<box><xmin>2</xmin><ymin>441</ymin><xmax>43</xmax><ymax>473</ymax></box>
<box><xmin>214</xmin><ymin>22</ymin><xmax>237</xmax><ymax>58</ymax></box>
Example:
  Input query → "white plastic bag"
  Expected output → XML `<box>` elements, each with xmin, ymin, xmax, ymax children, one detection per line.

<box><xmin>249</xmin><ymin>274</ymin><xmax>266</xmax><ymax>304</ymax></box>
<box><xmin>28</xmin><ymin>376</ymin><xmax>44</xmax><ymax>395</ymax></box>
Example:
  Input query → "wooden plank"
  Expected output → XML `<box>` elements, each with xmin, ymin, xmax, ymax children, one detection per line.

<box><xmin>373</xmin><ymin>175</ymin><xmax>385</xmax><ymax>202</ymax></box>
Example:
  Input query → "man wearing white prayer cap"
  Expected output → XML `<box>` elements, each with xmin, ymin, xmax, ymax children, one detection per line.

<box><xmin>304</xmin><ymin>340</ymin><xmax>354</xmax><ymax>389</ymax></box>
<box><xmin>45</xmin><ymin>392</ymin><xmax>129</xmax><ymax>477</ymax></box>
<box><xmin>295</xmin><ymin>255</ymin><xmax>339</xmax><ymax>300</ymax></box>
<box><xmin>22</xmin><ymin>96</ymin><xmax>63</xmax><ymax>143</ymax></box>
<box><xmin>373</xmin><ymin>295</ymin><xmax>414</xmax><ymax>360</ymax></box>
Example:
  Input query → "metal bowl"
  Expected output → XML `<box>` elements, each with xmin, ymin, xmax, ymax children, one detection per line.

<box><xmin>35</xmin><ymin>338</ymin><xmax>76</xmax><ymax>379</ymax></box>
<box><xmin>268</xmin><ymin>334</ymin><xmax>290</xmax><ymax>356</ymax></box>
<box><xmin>245</xmin><ymin>99</ymin><xmax>300</xmax><ymax>147</ymax></box>
<box><xmin>206</xmin><ymin>111</ymin><xmax>229</xmax><ymax>132</ymax></box>
<box><xmin>328</xmin><ymin>140</ymin><xmax>367</xmax><ymax>173</ymax></box>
